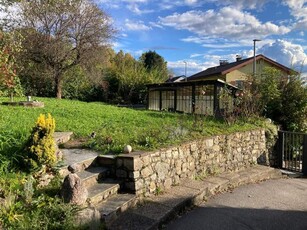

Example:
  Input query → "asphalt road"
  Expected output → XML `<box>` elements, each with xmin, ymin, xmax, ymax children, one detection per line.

<box><xmin>166</xmin><ymin>178</ymin><xmax>307</xmax><ymax>230</ymax></box>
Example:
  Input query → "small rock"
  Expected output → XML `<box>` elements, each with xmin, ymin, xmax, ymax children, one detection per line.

<box><xmin>124</xmin><ymin>145</ymin><xmax>132</xmax><ymax>154</ymax></box>
<box><xmin>61</xmin><ymin>173</ymin><xmax>88</xmax><ymax>205</ymax></box>
<box><xmin>68</xmin><ymin>163</ymin><xmax>81</xmax><ymax>173</ymax></box>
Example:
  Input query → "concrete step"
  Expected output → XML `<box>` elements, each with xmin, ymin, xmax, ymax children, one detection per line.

<box><xmin>78</xmin><ymin>166</ymin><xmax>111</xmax><ymax>188</ymax></box>
<box><xmin>97</xmin><ymin>193</ymin><xmax>138</xmax><ymax>225</ymax></box>
<box><xmin>59</xmin><ymin>149</ymin><xmax>99</xmax><ymax>177</ymax></box>
<box><xmin>87</xmin><ymin>180</ymin><xmax>121</xmax><ymax>205</ymax></box>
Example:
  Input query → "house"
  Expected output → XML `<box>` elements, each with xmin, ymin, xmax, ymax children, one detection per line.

<box><xmin>147</xmin><ymin>54</ymin><xmax>296</xmax><ymax>116</ymax></box>
<box><xmin>187</xmin><ymin>54</ymin><xmax>296</xmax><ymax>88</ymax></box>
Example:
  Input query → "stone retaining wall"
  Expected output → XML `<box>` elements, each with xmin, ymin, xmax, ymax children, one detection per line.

<box><xmin>116</xmin><ymin>129</ymin><xmax>267</xmax><ymax>196</ymax></box>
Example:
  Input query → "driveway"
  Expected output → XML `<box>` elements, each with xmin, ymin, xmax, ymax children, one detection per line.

<box><xmin>166</xmin><ymin>178</ymin><xmax>307</xmax><ymax>230</ymax></box>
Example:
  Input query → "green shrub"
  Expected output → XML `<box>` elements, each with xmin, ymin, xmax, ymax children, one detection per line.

<box><xmin>23</xmin><ymin>113</ymin><xmax>56</xmax><ymax>171</ymax></box>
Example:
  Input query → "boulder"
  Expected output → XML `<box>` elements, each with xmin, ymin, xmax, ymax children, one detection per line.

<box><xmin>61</xmin><ymin>173</ymin><xmax>88</xmax><ymax>205</ymax></box>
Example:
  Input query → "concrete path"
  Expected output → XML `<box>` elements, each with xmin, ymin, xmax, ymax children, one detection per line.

<box><xmin>166</xmin><ymin>178</ymin><xmax>307</xmax><ymax>230</ymax></box>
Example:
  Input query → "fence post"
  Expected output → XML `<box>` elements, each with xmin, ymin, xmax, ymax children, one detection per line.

<box><xmin>277</xmin><ymin>131</ymin><xmax>284</xmax><ymax>169</ymax></box>
<box><xmin>303</xmin><ymin>134</ymin><xmax>307</xmax><ymax>176</ymax></box>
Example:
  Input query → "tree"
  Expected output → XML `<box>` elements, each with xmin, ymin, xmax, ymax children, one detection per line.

<box><xmin>103</xmin><ymin>50</ymin><xmax>168</xmax><ymax>104</ymax></box>
<box><xmin>0</xmin><ymin>30</ymin><xmax>23</xmax><ymax>100</ymax></box>
<box><xmin>233</xmin><ymin>67</ymin><xmax>307</xmax><ymax>132</ymax></box>
<box><xmin>19</xmin><ymin>0</ymin><xmax>113</xmax><ymax>98</ymax></box>
<box><xmin>140</xmin><ymin>50</ymin><xmax>168</xmax><ymax>80</ymax></box>
<box><xmin>279</xmin><ymin>75</ymin><xmax>307</xmax><ymax>131</ymax></box>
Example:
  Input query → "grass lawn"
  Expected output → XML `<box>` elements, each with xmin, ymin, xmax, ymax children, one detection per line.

<box><xmin>0</xmin><ymin>97</ymin><xmax>261</xmax><ymax>154</ymax></box>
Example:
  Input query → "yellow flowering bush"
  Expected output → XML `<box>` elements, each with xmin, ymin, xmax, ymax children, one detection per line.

<box><xmin>24</xmin><ymin>113</ymin><xmax>56</xmax><ymax>170</ymax></box>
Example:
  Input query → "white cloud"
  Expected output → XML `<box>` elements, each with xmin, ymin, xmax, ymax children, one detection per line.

<box><xmin>258</xmin><ymin>39</ymin><xmax>307</xmax><ymax>73</ymax></box>
<box><xmin>158</xmin><ymin>0</ymin><xmax>270</xmax><ymax>11</ymax></box>
<box><xmin>149</xmin><ymin>21</ymin><xmax>164</xmax><ymax>29</ymax></box>
<box><xmin>159</xmin><ymin>7</ymin><xmax>291</xmax><ymax>40</ymax></box>
<box><xmin>283</xmin><ymin>0</ymin><xmax>307</xmax><ymax>29</ymax></box>
<box><xmin>168</xmin><ymin>60</ymin><xmax>206</xmax><ymax>76</ymax></box>
<box><xmin>124</xmin><ymin>19</ymin><xmax>151</xmax><ymax>31</ymax></box>
<box><xmin>209</xmin><ymin>0</ymin><xmax>270</xmax><ymax>10</ymax></box>
<box><xmin>126</xmin><ymin>4</ymin><xmax>154</xmax><ymax>15</ymax></box>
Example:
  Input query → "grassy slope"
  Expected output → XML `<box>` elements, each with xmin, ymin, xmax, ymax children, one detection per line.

<box><xmin>0</xmin><ymin>97</ymin><xmax>260</xmax><ymax>153</ymax></box>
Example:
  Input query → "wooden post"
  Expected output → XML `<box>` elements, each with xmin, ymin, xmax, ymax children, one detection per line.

<box><xmin>192</xmin><ymin>84</ymin><xmax>195</xmax><ymax>113</ymax></box>
<box><xmin>159</xmin><ymin>91</ymin><xmax>162</xmax><ymax>111</ymax></box>
<box><xmin>174</xmin><ymin>89</ymin><xmax>177</xmax><ymax>112</ymax></box>
<box><xmin>213</xmin><ymin>84</ymin><xmax>219</xmax><ymax>117</ymax></box>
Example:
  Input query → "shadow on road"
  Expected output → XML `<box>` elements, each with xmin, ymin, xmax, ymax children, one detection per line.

<box><xmin>166</xmin><ymin>206</ymin><xmax>307</xmax><ymax>230</ymax></box>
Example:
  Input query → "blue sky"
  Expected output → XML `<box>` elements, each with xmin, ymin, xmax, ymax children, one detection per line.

<box><xmin>96</xmin><ymin>0</ymin><xmax>307</xmax><ymax>77</ymax></box>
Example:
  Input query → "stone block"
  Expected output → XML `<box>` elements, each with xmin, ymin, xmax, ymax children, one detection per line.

<box><xmin>172</xmin><ymin>150</ymin><xmax>179</xmax><ymax>158</ymax></box>
<box><xmin>141</xmin><ymin>155</ymin><xmax>151</xmax><ymax>165</ymax></box>
<box><xmin>116</xmin><ymin>158</ymin><xmax>123</xmax><ymax>167</ymax></box>
<box><xmin>116</xmin><ymin>169</ymin><xmax>128</xmax><ymax>178</ymax></box>
<box><xmin>149</xmin><ymin>181</ymin><xmax>156</xmax><ymax>193</ymax></box>
<box><xmin>212</xmin><ymin>145</ymin><xmax>220</xmax><ymax>152</ymax></box>
<box><xmin>190</xmin><ymin>143</ymin><xmax>197</xmax><ymax>152</ymax></box>
<box><xmin>135</xmin><ymin>179</ymin><xmax>144</xmax><ymax>191</ymax></box>
<box><xmin>141</xmin><ymin>166</ymin><xmax>153</xmax><ymax>178</ymax></box>
<box><xmin>164</xmin><ymin>178</ymin><xmax>172</xmax><ymax>190</ymax></box>
<box><xmin>129</xmin><ymin>171</ymin><xmax>140</xmax><ymax>179</ymax></box>
<box><xmin>151</xmin><ymin>173</ymin><xmax>157</xmax><ymax>181</ymax></box>
<box><xmin>166</xmin><ymin>149</ymin><xmax>172</xmax><ymax>158</ymax></box>
<box><xmin>155</xmin><ymin>162</ymin><xmax>170</xmax><ymax>181</ymax></box>
<box><xmin>181</xmin><ymin>162</ymin><xmax>188</xmax><ymax>173</ymax></box>
<box><xmin>205</xmin><ymin>139</ymin><xmax>214</xmax><ymax>147</ymax></box>
<box><xmin>123</xmin><ymin>159</ymin><xmax>134</xmax><ymax>171</ymax></box>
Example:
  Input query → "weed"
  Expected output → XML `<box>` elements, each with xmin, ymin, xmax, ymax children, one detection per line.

<box><xmin>154</xmin><ymin>187</ymin><xmax>164</xmax><ymax>196</ymax></box>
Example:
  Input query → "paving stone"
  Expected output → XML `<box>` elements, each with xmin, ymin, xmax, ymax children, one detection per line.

<box><xmin>149</xmin><ymin>192</ymin><xmax>190</xmax><ymax>209</ymax></box>
<box><xmin>108</xmin><ymin>212</ymin><xmax>156</xmax><ymax>230</ymax></box>
<box><xmin>131</xmin><ymin>200</ymin><xmax>174</xmax><ymax>221</ymax></box>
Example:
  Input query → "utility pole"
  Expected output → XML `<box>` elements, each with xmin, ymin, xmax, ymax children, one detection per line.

<box><xmin>253</xmin><ymin>39</ymin><xmax>261</xmax><ymax>76</ymax></box>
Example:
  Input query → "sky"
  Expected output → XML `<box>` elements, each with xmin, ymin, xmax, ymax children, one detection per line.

<box><xmin>95</xmin><ymin>0</ymin><xmax>307</xmax><ymax>77</ymax></box>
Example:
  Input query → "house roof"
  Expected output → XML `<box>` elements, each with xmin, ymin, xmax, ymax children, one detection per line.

<box><xmin>187</xmin><ymin>54</ymin><xmax>296</xmax><ymax>81</ymax></box>
<box><xmin>147</xmin><ymin>79</ymin><xmax>238</xmax><ymax>91</ymax></box>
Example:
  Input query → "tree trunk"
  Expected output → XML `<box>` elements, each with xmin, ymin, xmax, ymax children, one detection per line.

<box><xmin>55</xmin><ymin>71</ymin><xmax>62</xmax><ymax>99</ymax></box>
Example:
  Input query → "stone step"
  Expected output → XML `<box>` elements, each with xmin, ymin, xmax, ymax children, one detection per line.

<box><xmin>97</xmin><ymin>193</ymin><xmax>138</xmax><ymax>225</ymax></box>
<box><xmin>59</xmin><ymin>149</ymin><xmax>99</xmax><ymax>177</ymax></box>
<box><xmin>78</xmin><ymin>166</ymin><xmax>111</xmax><ymax>188</ymax></box>
<box><xmin>87</xmin><ymin>180</ymin><xmax>121</xmax><ymax>206</ymax></box>
<box><xmin>53</xmin><ymin>132</ymin><xmax>74</xmax><ymax>145</ymax></box>
<box><xmin>95</xmin><ymin>155</ymin><xmax>117</xmax><ymax>167</ymax></box>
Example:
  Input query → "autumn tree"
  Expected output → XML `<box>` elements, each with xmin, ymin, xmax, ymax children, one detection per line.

<box><xmin>19</xmin><ymin>0</ymin><xmax>113</xmax><ymax>98</ymax></box>
<box><xmin>0</xmin><ymin>30</ymin><xmax>23</xmax><ymax>101</ymax></box>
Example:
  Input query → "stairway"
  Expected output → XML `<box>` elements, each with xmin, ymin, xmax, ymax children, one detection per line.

<box><xmin>54</xmin><ymin>132</ymin><xmax>138</xmax><ymax>225</ymax></box>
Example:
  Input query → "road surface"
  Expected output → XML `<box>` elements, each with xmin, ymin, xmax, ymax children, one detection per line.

<box><xmin>166</xmin><ymin>178</ymin><xmax>307</xmax><ymax>230</ymax></box>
